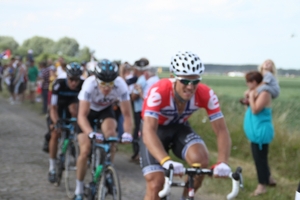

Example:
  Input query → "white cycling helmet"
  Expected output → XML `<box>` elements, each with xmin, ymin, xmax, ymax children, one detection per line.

<box><xmin>170</xmin><ymin>51</ymin><xmax>205</xmax><ymax>76</ymax></box>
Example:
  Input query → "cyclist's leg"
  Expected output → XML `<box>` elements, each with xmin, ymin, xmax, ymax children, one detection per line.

<box><xmin>68</xmin><ymin>99</ymin><xmax>78</xmax><ymax>118</ymax></box>
<box><xmin>140</xmin><ymin>123</ymin><xmax>173</xmax><ymax>200</ymax></box>
<box><xmin>171</xmin><ymin>123</ymin><xmax>209</xmax><ymax>197</ymax></box>
<box><xmin>101</xmin><ymin>117</ymin><xmax>117</xmax><ymax>161</ymax></box>
<box><xmin>48</xmin><ymin>105</ymin><xmax>64</xmax><ymax>182</ymax></box>
<box><xmin>140</xmin><ymin>139</ymin><xmax>165</xmax><ymax>200</ymax></box>
<box><xmin>98</xmin><ymin>105</ymin><xmax>117</xmax><ymax>161</ymax></box>
<box><xmin>76</xmin><ymin>133</ymin><xmax>91</xmax><ymax>184</ymax></box>
<box><xmin>144</xmin><ymin>172</ymin><xmax>165</xmax><ymax>200</ymax></box>
<box><xmin>75</xmin><ymin>109</ymin><xmax>99</xmax><ymax>195</ymax></box>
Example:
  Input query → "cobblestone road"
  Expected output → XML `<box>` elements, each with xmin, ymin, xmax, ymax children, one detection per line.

<box><xmin>0</xmin><ymin>97</ymin><xmax>221</xmax><ymax>200</ymax></box>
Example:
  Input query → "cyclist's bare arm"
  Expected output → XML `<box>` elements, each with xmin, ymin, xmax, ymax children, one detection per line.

<box><xmin>143</xmin><ymin>116</ymin><xmax>168</xmax><ymax>162</ymax></box>
<box><xmin>50</xmin><ymin>105</ymin><xmax>59</xmax><ymax>125</ymax></box>
<box><xmin>211</xmin><ymin>117</ymin><xmax>231</xmax><ymax>164</ymax></box>
<box><xmin>78</xmin><ymin>100</ymin><xmax>93</xmax><ymax>135</ymax></box>
<box><xmin>119</xmin><ymin>100</ymin><xmax>134</xmax><ymax>134</ymax></box>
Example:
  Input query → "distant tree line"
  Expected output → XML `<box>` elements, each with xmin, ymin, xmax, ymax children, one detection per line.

<box><xmin>1</xmin><ymin>35</ymin><xmax>299</xmax><ymax>76</ymax></box>
<box><xmin>0</xmin><ymin>36</ymin><xmax>91</xmax><ymax>63</ymax></box>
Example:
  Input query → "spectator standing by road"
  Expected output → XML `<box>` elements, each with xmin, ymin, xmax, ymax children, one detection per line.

<box><xmin>39</xmin><ymin>61</ymin><xmax>50</xmax><ymax>114</ymax></box>
<box><xmin>143</xmin><ymin>67</ymin><xmax>159</xmax><ymax>98</ymax></box>
<box><xmin>0</xmin><ymin>62</ymin><xmax>3</xmax><ymax>92</ymax></box>
<box><xmin>130</xmin><ymin>58</ymin><xmax>149</xmax><ymax>161</ymax></box>
<box><xmin>12</xmin><ymin>58</ymin><xmax>26</xmax><ymax>104</ymax></box>
<box><xmin>55</xmin><ymin>56</ymin><xmax>67</xmax><ymax>79</ymax></box>
<box><xmin>242</xmin><ymin>71</ymin><xmax>277</xmax><ymax>196</ymax></box>
<box><xmin>27</xmin><ymin>60</ymin><xmax>39</xmax><ymax>103</ymax></box>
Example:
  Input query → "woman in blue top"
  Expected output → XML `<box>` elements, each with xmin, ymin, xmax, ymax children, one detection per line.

<box><xmin>243</xmin><ymin>71</ymin><xmax>276</xmax><ymax>196</ymax></box>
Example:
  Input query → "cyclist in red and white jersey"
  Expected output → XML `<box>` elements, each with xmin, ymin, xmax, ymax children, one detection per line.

<box><xmin>74</xmin><ymin>59</ymin><xmax>133</xmax><ymax>200</ymax></box>
<box><xmin>140</xmin><ymin>51</ymin><xmax>232</xmax><ymax>200</ymax></box>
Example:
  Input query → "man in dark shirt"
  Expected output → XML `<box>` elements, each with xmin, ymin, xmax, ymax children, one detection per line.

<box><xmin>47</xmin><ymin>62</ymin><xmax>83</xmax><ymax>184</ymax></box>
<box><xmin>39</xmin><ymin>61</ymin><xmax>50</xmax><ymax>114</ymax></box>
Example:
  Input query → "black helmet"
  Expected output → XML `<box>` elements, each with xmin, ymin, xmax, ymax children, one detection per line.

<box><xmin>95</xmin><ymin>59</ymin><xmax>118</xmax><ymax>82</ymax></box>
<box><xmin>66</xmin><ymin>62</ymin><xmax>83</xmax><ymax>78</ymax></box>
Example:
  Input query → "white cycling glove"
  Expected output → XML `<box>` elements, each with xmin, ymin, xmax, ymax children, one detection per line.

<box><xmin>88</xmin><ymin>132</ymin><xmax>104</xmax><ymax>141</ymax></box>
<box><xmin>162</xmin><ymin>160</ymin><xmax>185</xmax><ymax>175</ymax></box>
<box><xmin>212</xmin><ymin>162</ymin><xmax>231</xmax><ymax>177</ymax></box>
<box><xmin>121</xmin><ymin>132</ymin><xmax>133</xmax><ymax>143</ymax></box>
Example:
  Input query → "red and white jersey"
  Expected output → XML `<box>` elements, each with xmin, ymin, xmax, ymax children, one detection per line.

<box><xmin>142</xmin><ymin>78</ymin><xmax>223</xmax><ymax>125</ymax></box>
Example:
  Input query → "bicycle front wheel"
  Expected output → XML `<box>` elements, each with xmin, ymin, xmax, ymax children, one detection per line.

<box><xmin>64</xmin><ymin>142</ymin><xmax>79</xmax><ymax>198</ymax></box>
<box><xmin>97</xmin><ymin>165</ymin><xmax>121</xmax><ymax>200</ymax></box>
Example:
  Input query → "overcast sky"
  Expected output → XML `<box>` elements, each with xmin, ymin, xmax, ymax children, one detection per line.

<box><xmin>1</xmin><ymin>0</ymin><xmax>299</xmax><ymax>69</ymax></box>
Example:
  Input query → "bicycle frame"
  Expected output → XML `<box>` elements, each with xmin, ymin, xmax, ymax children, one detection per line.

<box><xmin>54</xmin><ymin>117</ymin><xmax>78</xmax><ymax>187</ymax></box>
<box><xmin>85</xmin><ymin>119</ymin><xmax>120</xmax><ymax>199</ymax></box>
<box><xmin>59</xmin><ymin>118</ymin><xmax>77</xmax><ymax>152</ymax></box>
<box><xmin>159</xmin><ymin>164</ymin><xmax>243</xmax><ymax>200</ymax></box>
<box><xmin>90</xmin><ymin>137</ymin><xmax>119</xmax><ymax>182</ymax></box>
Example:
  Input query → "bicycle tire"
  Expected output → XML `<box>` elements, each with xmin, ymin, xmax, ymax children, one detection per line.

<box><xmin>97</xmin><ymin>165</ymin><xmax>121</xmax><ymax>200</ymax></box>
<box><xmin>55</xmin><ymin>154</ymin><xmax>64</xmax><ymax>187</ymax></box>
<box><xmin>64</xmin><ymin>142</ymin><xmax>79</xmax><ymax>199</ymax></box>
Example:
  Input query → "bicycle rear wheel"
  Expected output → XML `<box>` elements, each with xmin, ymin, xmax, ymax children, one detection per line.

<box><xmin>64</xmin><ymin>142</ymin><xmax>79</xmax><ymax>198</ymax></box>
<box><xmin>97</xmin><ymin>165</ymin><xmax>121</xmax><ymax>200</ymax></box>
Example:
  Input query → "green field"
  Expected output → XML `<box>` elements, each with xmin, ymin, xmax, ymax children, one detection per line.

<box><xmin>159</xmin><ymin>72</ymin><xmax>300</xmax><ymax>199</ymax></box>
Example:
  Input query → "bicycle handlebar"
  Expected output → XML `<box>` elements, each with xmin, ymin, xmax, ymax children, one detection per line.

<box><xmin>92</xmin><ymin>136</ymin><xmax>120</xmax><ymax>144</ymax></box>
<box><xmin>158</xmin><ymin>165</ymin><xmax>243</xmax><ymax>200</ymax></box>
<box><xmin>55</xmin><ymin>118</ymin><xmax>77</xmax><ymax>131</ymax></box>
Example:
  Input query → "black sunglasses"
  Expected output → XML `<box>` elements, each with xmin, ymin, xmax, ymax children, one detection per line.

<box><xmin>175</xmin><ymin>77</ymin><xmax>201</xmax><ymax>85</ymax></box>
<box><xmin>68</xmin><ymin>77</ymin><xmax>80</xmax><ymax>82</ymax></box>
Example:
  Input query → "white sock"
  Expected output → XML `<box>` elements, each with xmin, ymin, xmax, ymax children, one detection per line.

<box><xmin>75</xmin><ymin>179</ymin><xmax>84</xmax><ymax>195</ymax></box>
<box><xmin>49</xmin><ymin>158</ymin><xmax>56</xmax><ymax>171</ymax></box>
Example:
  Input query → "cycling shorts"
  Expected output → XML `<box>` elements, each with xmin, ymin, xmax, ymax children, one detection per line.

<box><xmin>77</xmin><ymin>105</ymin><xmax>115</xmax><ymax>134</ymax></box>
<box><xmin>139</xmin><ymin>121</ymin><xmax>206</xmax><ymax>176</ymax></box>
<box><xmin>50</xmin><ymin>101</ymin><xmax>78</xmax><ymax>125</ymax></box>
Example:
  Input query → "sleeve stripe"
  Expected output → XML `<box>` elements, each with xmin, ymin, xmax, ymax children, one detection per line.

<box><xmin>208</xmin><ymin>112</ymin><xmax>224</xmax><ymax>121</ymax></box>
<box><xmin>144</xmin><ymin>110</ymin><xmax>159</xmax><ymax>119</ymax></box>
<box><xmin>51</xmin><ymin>94</ymin><xmax>58</xmax><ymax>105</ymax></box>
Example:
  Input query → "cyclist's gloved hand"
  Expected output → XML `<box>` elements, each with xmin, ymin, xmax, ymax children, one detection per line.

<box><xmin>121</xmin><ymin>132</ymin><xmax>133</xmax><ymax>143</ymax></box>
<box><xmin>88</xmin><ymin>132</ymin><xmax>104</xmax><ymax>141</ymax></box>
<box><xmin>211</xmin><ymin>162</ymin><xmax>231</xmax><ymax>177</ymax></box>
<box><xmin>162</xmin><ymin>160</ymin><xmax>184</xmax><ymax>175</ymax></box>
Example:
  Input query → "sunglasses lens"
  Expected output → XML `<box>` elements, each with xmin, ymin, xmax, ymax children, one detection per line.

<box><xmin>69</xmin><ymin>78</ymin><xmax>79</xmax><ymax>82</ymax></box>
<box><xmin>99</xmin><ymin>81</ymin><xmax>114</xmax><ymax>87</ymax></box>
<box><xmin>192</xmin><ymin>80</ymin><xmax>200</xmax><ymax>85</ymax></box>
<box><xmin>179</xmin><ymin>79</ymin><xmax>200</xmax><ymax>85</ymax></box>
<box><xmin>180</xmin><ymin>79</ymin><xmax>190</xmax><ymax>85</ymax></box>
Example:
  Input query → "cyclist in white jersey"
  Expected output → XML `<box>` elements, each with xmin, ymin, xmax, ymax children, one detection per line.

<box><xmin>74</xmin><ymin>59</ymin><xmax>133</xmax><ymax>200</ymax></box>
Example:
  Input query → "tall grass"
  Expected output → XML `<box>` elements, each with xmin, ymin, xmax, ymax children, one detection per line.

<box><xmin>185</xmin><ymin>75</ymin><xmax>300</xmax><ymax>199</ymax></box>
